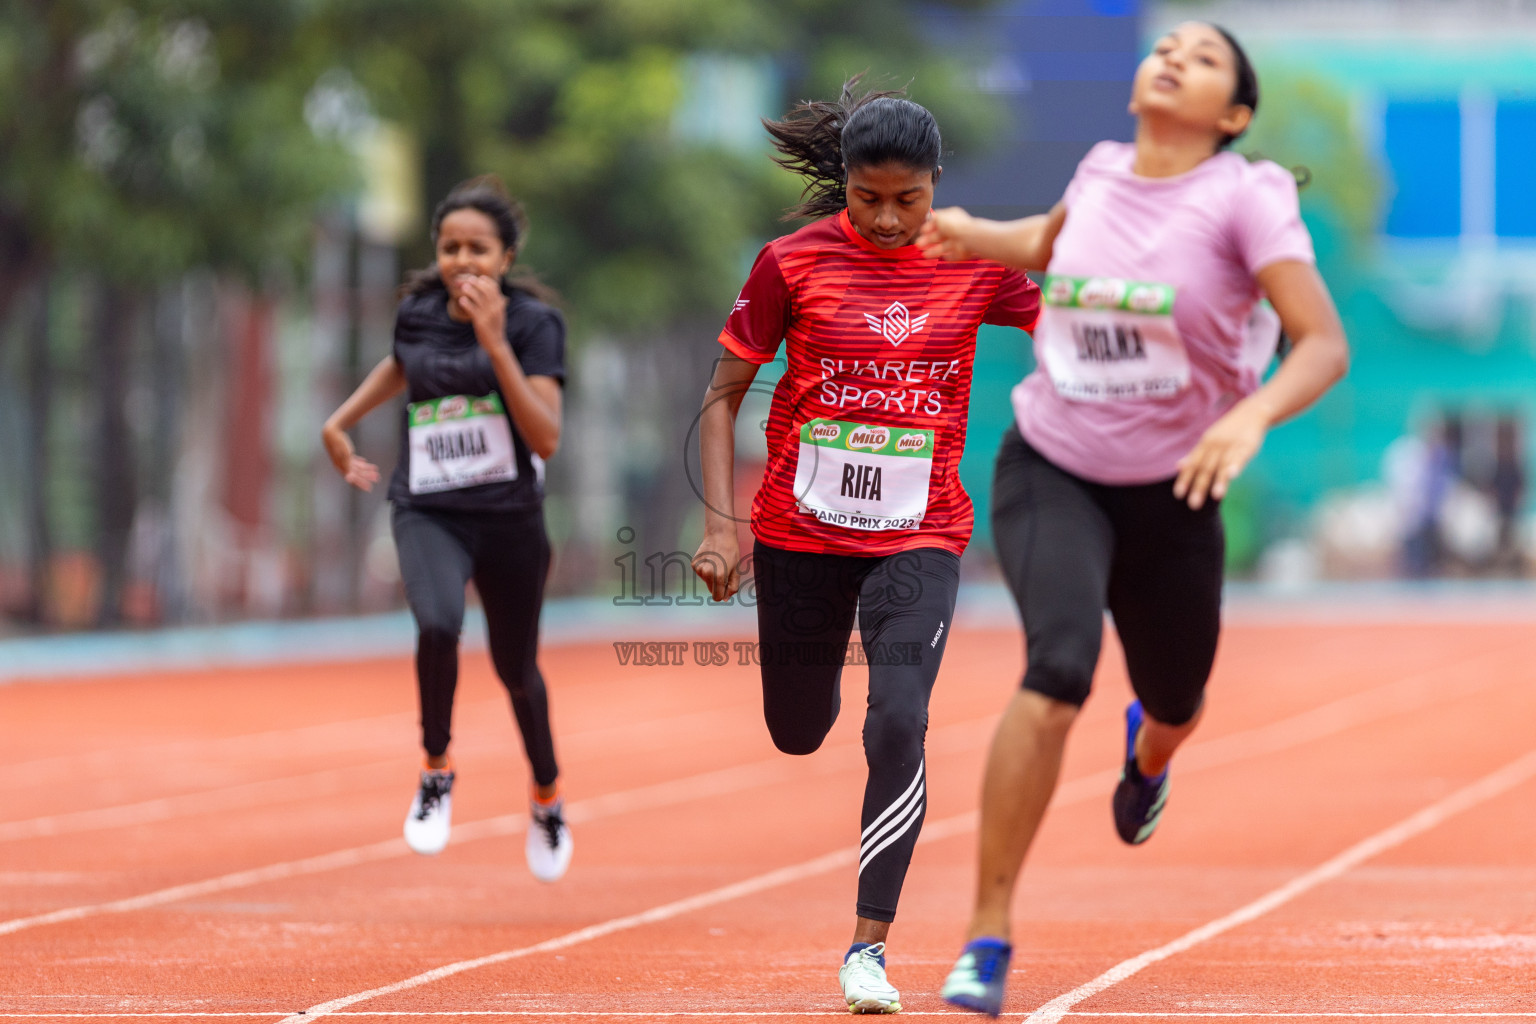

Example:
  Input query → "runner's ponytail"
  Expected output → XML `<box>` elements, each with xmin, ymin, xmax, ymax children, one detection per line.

<box><xmin>764</xmin><ymin>74</ymin><xmax>943</xmax><ymax>220</ymax></box>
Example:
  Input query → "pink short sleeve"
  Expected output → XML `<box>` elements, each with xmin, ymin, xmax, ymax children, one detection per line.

<box><xmin>1232</xmin><ymin>160</ymin><xmax>1315</xmax><ymax>275</ymax></box>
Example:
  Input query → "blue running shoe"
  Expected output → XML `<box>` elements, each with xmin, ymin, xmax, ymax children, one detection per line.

<box><xmin>941</xmin><ymin>937</ymin><xmax>1012</xmax><ymax>1016</ymax></box>
<box><xmin>1113</xmin><ymin>700</ymin><xmax>1169</xmax><ymax>845</ymax></box>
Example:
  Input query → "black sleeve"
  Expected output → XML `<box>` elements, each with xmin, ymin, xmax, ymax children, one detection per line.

<box><xmin>391</xmin><ymin>298</ymin><xmax>410</xmax><ymax>361</ymax></box>
<box><xmin>512</xmin><ymin>308</ymin><xmax>567</xmax><ymax>386</ymax></box>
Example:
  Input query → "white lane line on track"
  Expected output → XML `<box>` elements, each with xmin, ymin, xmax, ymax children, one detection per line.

<box><xmin>7</xmin><ymin>630</ymin><xmax>1518</xmax><ymax>844</ymax></box>
<box><xmin>2</xmin><ymin>646</ymin><xmax>1514</xmax><ymax>943</ymax></box>
<box><xmin>0</xmin><ymin>704</ymin><xmax>751</xmax><ymax>841</ymax></box>
<box><xmin>0</xmin><ymin>760</ymin><xmax>398</xmax><ymax>842</ymax></box>
<box><xmin>3</xmin><ymin>708</ymin><xmax>421</xmax><ymax>781</ymax></box>
<box><xmin>7</xmin><ymin>1012</ymin><xmax>1536</xmax><ymax>1019</ymax></box>
<box><xmin>270</xmin><ymin>659</ymin><xmax>1534</xmax><ymax>1023</ymax></box>
<box><xmin>273</xmin><ymin>848</ymin><xmax>859</xmax><ymax>1023</ymax></box>
<box><xmin>1023</xmin><ymin>746</ymin><xmax>1536</xmax><ymax>1024</ymax></box>
<box><xmin>0</xmin><ymin>723</ymin><xmax>881</xmax><ymax>939</ymax></box>
<box><xmin>4</xmin><ymin>675</ymin><xmax>731</xmax><ymax>780</ymax></box>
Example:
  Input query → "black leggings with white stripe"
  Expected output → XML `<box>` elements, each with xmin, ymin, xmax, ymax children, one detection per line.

<box><xmin>752</xmin><ymin>540</ymin><xmax>961</xmax><ymax>923</ymax></box>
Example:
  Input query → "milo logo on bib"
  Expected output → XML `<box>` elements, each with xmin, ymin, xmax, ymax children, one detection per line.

<box><xmin>406</xmin><ymin>392</ymin><xmax>518</xmax><ymax>494</ymax></box>
<box><xmin>793</xmin><ymin>418</ymin><xmax>936</xmax><ymax>532</ymax></box>
<box><xmin>1036</xmin><ymin>274</ymin><xmax>1188</xmax><ymax>402</ymax></box>
<box><xmin>847</xmin><ymin>426</ymin><xmax>890</xmax><ymax>451</ymax></box>
<box><xmin>1047</xmin><ymin>275</ymin><xmax>1174</xmax><ymax>315</ymax></box>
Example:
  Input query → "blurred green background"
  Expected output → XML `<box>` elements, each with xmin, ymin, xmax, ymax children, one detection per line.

<box><xmin>4</xmin><ymin>0</ymin><xmax>1536</xmax><ymax>632</ymax></box>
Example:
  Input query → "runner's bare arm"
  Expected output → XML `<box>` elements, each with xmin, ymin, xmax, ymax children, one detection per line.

<box><xmin>488</xmin><ymin>361</ymin><xmax>563</xmax><ymax>461</ymax></box>
<box><xmin>693</xmin><ymin>352</ymin><xmax>761</xmax><ymax>602</ymax></box>
<box><xmin>917</xmin><ymin>201</ymin><xmax>1067</xmax><ymax>272</ymax></box>
<box><xmin>458</xmin><ymin>275</ymin><xmax>563</xmax><ymax>459</ymax></box>
<box><xmin>1174</xmin><ymin>260</ymin><xmax>1349</xmax><ymax>510</ymax></box>
<box><xmin>321</xmin><ymin>354</ymin><xmax>407</xmax><ymax>491</ymax></box>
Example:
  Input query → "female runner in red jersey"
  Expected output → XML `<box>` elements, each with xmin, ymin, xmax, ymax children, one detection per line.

<box><xmin>691</xmin><ymin>78</ymin><xmax>1042</xmax><ymax>1014</ymax></box>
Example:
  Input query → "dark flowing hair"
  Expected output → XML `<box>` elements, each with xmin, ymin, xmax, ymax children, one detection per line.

<box><xmin>762</xmin><ymin>74</ymin><xmax>943</xmax><ymax>220</ymax></box>
<box><xmin>1210</xmin><ymin>23</ymin><xmax>1258</xmax><ymax>150</ymax></box>
<box><xmin>401</xmin><ymin>175</ymin><xmax>559</xmax><ymax>304</ymax></box>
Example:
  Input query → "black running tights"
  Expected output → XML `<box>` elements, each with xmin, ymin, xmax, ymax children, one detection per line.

<box><xmin>991</xmin><ymin>426</ymin><xmax>1224</xmax><ymax>727</ymax></box>
<box><xmin>392</xmin><ymin>503</ymin><xmax>559</xmax><ymax>786</ymax></box>
<box><xmin>752</xmin><ymin>540</ymin><xmax>961</xmax><ymax>923</ymax></box>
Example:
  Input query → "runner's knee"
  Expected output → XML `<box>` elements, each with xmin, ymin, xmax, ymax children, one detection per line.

<box><xmin>766</xmin><ymin>716</ymin><xmax>833</xmax><ymax>755</ymax></box>
<box><xmin>1136</xmin><ymin>686</ymin><xmax>1204</xmax><ymax>729</ymax></box>
<box><xmin>1021</xmin><ymin>648</ymin><xmax>1096</xmax><ymax>707</ymax></box>
<box><xmin>416</xmin><ymin>622</ymin><xmax>460</xmax><ymax>652</ymax></box>
<box><xmin>862</xmin><ymin>700</ymin><xmax>927</xmax><ymax>766</ymax></box>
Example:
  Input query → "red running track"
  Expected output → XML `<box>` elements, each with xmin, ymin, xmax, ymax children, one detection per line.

<box><xmin>2</xmin><ymin>616</ymin><xmax>1535</xmax><ymax>1021</ymax></box>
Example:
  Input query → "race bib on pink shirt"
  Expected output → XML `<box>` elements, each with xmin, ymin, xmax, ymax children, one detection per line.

<box><xmin>1035</xmin><ymin>275</ymin><xmax>1189</xmax><ymax>402</ymax></box>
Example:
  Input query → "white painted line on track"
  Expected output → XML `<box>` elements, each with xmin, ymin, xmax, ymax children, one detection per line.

<box><xmin>3</xmin><ymin>708</ymin><xmax>420</xmax><ymax>781</ymax></box>
<box><xmin>1023</xmin><ymin>747</ymin><xmax>1536</xmax><ymax>1023</ymax></box>
<box><xmin>7</xmin><ymin>1012</ymin><xmax>1536</xmax><ymax>1019</ymax></box>
<box><xmin>0</xmin><ymin>834</ymin><xmax>408</xmax><ymax>938</ymax></box>
<box><xmin>1</xmin><ymin>703</ymin><xmax>749</xmax><ymax>841</ymax></box>
<box><xmin>4</xmin><ymin>643</ymin><xmax>1512</xmax><ymax>951</ymax></box>
<box><xmin>273</xmin><ymin>847</ymin><xmax>859</xmax><ymax>1023</ymax></box>
<box><xmin>269</xmin><ymin>657</ymin><xmax>1532</xmax><ymax>1022</ymax></box>
<box><xmin>0</xmin><ymin>728</ymin><xmax>874</xmax><ymax>938</ymax></box>
<box><xmin>0</xmin><ymin>760</ymin><xmax>399</xmax><ymax>842</ymax></box>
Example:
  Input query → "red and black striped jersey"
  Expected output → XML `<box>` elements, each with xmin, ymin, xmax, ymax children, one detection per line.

<box><xmin>720</xmin><ymin>209</ymin><xmax>1040</xmax><ymax>557</ymax></box>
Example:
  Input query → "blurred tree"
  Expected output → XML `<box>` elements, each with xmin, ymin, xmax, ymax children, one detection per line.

<box><xmin>0</xmin><ymin>0</ymin><xmax>356</xmax><ymax>624</ymax></box>
<box><xmin>325</xmin><ymin>0</ymin><xmax>1006</xmax><ymax>336</ymax></box>
<box><xmin>1240</xmin><ymin>69</ymin><xmax>1384</xmax><ymax>271</ymax></box>
<box><xmin>0</xmin><ymin>0</ymin><xmax>1008</xmax><ymax>625</ymax></box>
<box><xmin>0</xmin><ymin>1</ymin><xmax>356</xmax><ymax>331</ymax></box>
<box><xmin>322</xmin><ymin>0</ymin><xmax>1008</xmax><ymax>579</ymax></box>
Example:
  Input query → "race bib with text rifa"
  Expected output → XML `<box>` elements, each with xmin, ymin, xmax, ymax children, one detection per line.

<box><xmin>792</xmin><ymin>418</ymin><xmax>934</xmax><ymax>531</ymax></box>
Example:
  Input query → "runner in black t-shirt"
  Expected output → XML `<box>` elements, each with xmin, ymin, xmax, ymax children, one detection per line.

<box><xmin>321</xmin><ymin>177</ymin><xmax>573</xmax><ymax>881</ymax></box>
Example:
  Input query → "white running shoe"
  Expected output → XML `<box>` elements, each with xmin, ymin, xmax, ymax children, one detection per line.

<box><xmin>526</xmin><ymin>796</ymin><xmax>573</xmax><ymax>882</ymax></box>
<box><xmin>839</xmin><ymin>941</ymin><xmax>902</xmax><ymax>1014</ymax></box>
<box><xmin>403</xmin><ymin>768</ymin><xmax>454</xmax><ymax>855</ymax></box>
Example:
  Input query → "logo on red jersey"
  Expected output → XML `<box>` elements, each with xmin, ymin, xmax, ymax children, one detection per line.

<box><xmin>810</xmin><ymin>423</ymin><xmax>841</xmax><ymax>442</ymax></box>
<box><xmin>865</xmin><ymin>301</ymin><xmax>928</xmax><ymax>347</ymax></box>
<box><xmin>732</xmin><ymin>296</ymin><xmax>749</xmax><ymax>314</ymax></box>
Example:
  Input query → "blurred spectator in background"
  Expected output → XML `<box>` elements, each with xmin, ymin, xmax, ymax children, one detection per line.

<box><xmin>1384</xmin><ymin>410</ymin><xmax>1525</xmax><ymax>579</ymax></box>
<box><xmin>1385</xmin><ymin>416</ymin><xmax>1454</xmax><ymax>577</ymax></box>
<box><xmin>1491</xmin><ymin>415</ymin><xmax>1526</xmax><ymax>573</ymax></box>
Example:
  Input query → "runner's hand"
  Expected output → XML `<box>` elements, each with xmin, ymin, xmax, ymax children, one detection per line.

<box><xmin>692</xmin><ymin>529</ymin><xmax>742</xmax><ymax>603</ymax></box>
<box><xmin>458</xmin><ymin>275</ymin><xmax>508</xmax><ymax>351</ymax></box>
<box><xmin>322</xmin><ymin>424</ymin><xmax>382</xmax><ymax>492</ymax></box>
<box><xmin>1174</xmin><ymin>399</ymin><xmax>1269</xmax><ymax>510</ymax></box>
<box><xmin>917</xmin><ymin>207</ymin><xmax>977</xmax><ymax>261</ymax></box>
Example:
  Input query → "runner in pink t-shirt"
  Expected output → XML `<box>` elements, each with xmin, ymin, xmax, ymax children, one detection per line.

<box><xmin>918</xmin><ymin>22</ymin><xmax>1350</xmax><ymax>1015</ymax></box>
